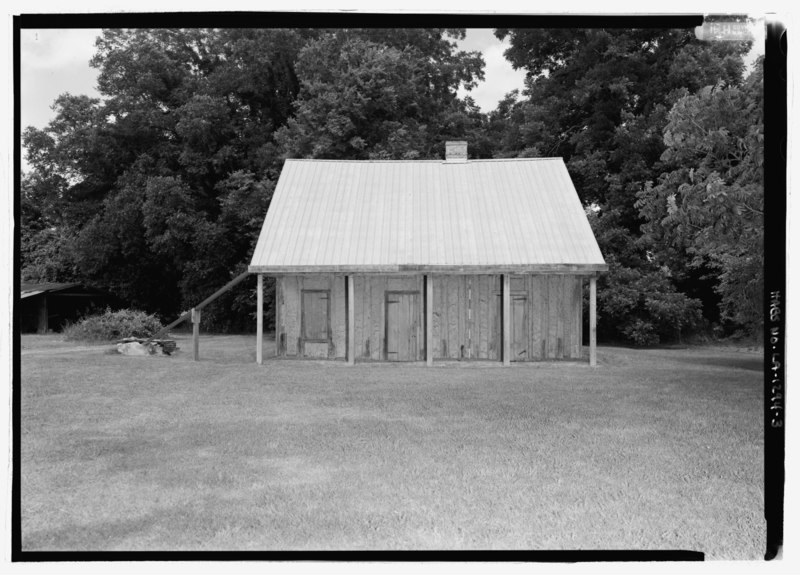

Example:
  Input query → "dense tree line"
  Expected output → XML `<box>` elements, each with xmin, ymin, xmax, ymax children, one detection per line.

<box><xmin>492</xmin><ymin>28</ymin><xmax>761</xmax><ymax>343</ymax></box>
<box><xmin>22</xmin><ymin>27</ymin><xmax>762</xmax><ymax>342</ymax></box>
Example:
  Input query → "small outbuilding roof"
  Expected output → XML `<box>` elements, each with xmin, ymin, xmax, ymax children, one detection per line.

<box><xmin>20</xmin><ymin>282</ymin><xmax>82</xmax><ymax>299</ymax></box>
<box><xmin>249</xmin><ymin>157</ymin><xmax>607</xmax><ymax>274</ymax></box>
<box><xmin>20</xmin><ymin>282</ymin><xmax>109</xmax><ymax>299</ymax></box>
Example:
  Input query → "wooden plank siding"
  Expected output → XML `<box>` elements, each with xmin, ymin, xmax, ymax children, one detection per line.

<box><xmin>432</xmin><ymin>275</ymin><xmax>495</xmax><ymax>359</ymax></box>
<box><xmin>332</xmin><ymin>277</ymin><xmax>347</xmax><ymax>356</ymax></box>
<box><xmin>431</xmin><ymin>274</ymin><xmax>583</xmax><ymax>361</ymax></box>
<box><xmin>276</xmin><ymin>275</ymin><xmax>346</xmax><ymax>359</ymax></box>
<box><xmin>502</xmin><ymin>274</ymin><xmax>511</xmax><ymax>365</ymax></box>
<box><xmin>275</xmin><ymin>273</ymin><xmax>584</xmax><ymax>362</ymax></box>
<box><xmin>349</xmin><ymin>275</ymin><xmax>423</xmax><ymax>361</ymax></box>
<box><xmin>385</xmin><ymin>292</ymin><xmax>422</xmax><ymax>361</ymax></box>
<box><xmin>477</xmin><ymin>275</ymin><xmax>490</xmax><ymax>358</ymax></box>
<box><xmin>426</xmin><ymin>276</ymin><xmax>433</xmax><ymax>365</ymax></box>
<box><xmin>347</xmin><ymin>275</ymin><xmax>355</xmax><ymax>364</ymax></box>
<box><xmin>282</xmin><ymin>276</ymin><xmax>300</xmax><ymax>356</ymax></box>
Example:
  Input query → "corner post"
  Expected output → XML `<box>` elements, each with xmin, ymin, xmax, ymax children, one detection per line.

<box><xmin>347</xmin><ymin>275</ymin><xmax>355</xmax><ymax>365</ymax></box>
<box><xmin>589</xmin><ymin>275</ymin><xmax>597</xmax><ymax>367</ymax></box>
<box><xmin>192</xmin><ymin>307</ymin><xmax>201</xmax><ymax>361</ymax></box>
<box><xmin>275</xmin><ymin>278</ymin><xmax>281</xmax><ymax>358</ymax></box>
<box><xmin>256</xmin><ymin>274</ymin><xmax>263</xmax><ymax>365</ymax></box>
<box><xmin>426</xmin><ymin>275</ymin><xmax>433</xmax><ymax>366</ymax></box>
<box><xmin>503</xmin><ymin>274</ymin><xmax>510</xmax><ymax>366</ymax></box>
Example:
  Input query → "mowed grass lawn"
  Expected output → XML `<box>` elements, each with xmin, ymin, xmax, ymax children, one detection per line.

<box><xmin>21</xmin><ymin>334</ymin><xmax>764</xmax><ymax>557</ymax></box>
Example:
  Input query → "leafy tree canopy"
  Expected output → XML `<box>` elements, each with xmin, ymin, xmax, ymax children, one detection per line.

<box><xmin>21</xmin><ymin>26</ymin><xmax>762</xmax><ymax>342</ymax></box>
<box><xmin>22</xmin><ymin>28</ymin><xmax>485</xmax><ymax>330</ymax></box>
<box><xmin>494</xmin><ymin>29</ymin><xmax>748</xmax><ymax>216</ymax></box>
<box><xmin>493</xmin><ymin>28</ymin><xmax>759</xmax><ymax>341</ymax></box>
<box><xmin>276</xmin><ymin>28</ymin><xmax>485</xmax><ymax>160</ymax></box>
<box><xmin>636</xmin><ymin>60</ymin><xmax>763</xmax><ymax>333</ymax></box>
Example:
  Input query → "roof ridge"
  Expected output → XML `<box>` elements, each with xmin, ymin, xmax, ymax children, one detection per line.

<box><xmin>283</xmin><ymin>157</ymin><xmax>564</xmax><ymax>163</ymax></box>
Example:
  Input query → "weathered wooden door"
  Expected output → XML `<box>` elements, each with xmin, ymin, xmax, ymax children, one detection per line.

<box><xmin>385</xmin><ymin>292</ymin><xmax>421</xmax><ymax>361</ymax></box>
<box><xmin>510</xmin><ymin>295</ymin><xmax>528</xmax><ymax>361</ymax></box>
<box><xmin>301</xmin><ymin>289</ymin><xmax>330</xmax><ymax>358</ymax></box>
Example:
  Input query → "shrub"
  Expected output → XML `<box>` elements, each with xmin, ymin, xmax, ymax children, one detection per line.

<box><xmin>63</xmin><ymin>307</ymin><xmax>163</xmax><ymax>341</ymax></box>
<box><xmin>622</xmin><ymin>318</ymin><xmax>659</xmax><ymax>347</ymax></box>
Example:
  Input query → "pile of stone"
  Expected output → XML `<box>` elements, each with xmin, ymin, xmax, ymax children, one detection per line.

<box><xmin>116</xmin><ymin>337</ymin><xmax>178</xmax><ymax>356</ymax></box>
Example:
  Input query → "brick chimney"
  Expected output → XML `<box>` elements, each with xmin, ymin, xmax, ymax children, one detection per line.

<box><xmin>445</xmin><ymin>140</ymin><xmax>468</xmax><ymax>163</ymax></box>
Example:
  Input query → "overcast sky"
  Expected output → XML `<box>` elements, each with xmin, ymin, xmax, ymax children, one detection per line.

<box><xmin>20</xmin><ymin>28</ymin><xmax>527</xmax><ymax>132</ymax></box>
<box><xmin>20</xmin><ymin>28</ymin><xmax>102</xmax><ymax>131</ymax></box>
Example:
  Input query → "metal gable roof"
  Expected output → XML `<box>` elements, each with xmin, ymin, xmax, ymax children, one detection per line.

<box><xmin>249</xmin><ymin>158</ymin><xmax>607</xmax><ymax>273</ymax></box>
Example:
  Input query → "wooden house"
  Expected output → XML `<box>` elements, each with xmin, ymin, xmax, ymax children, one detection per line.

<box><xmin>249</xmin><ymin>142</ymin><xmax>607</xmax><ymax>365</ymax></box>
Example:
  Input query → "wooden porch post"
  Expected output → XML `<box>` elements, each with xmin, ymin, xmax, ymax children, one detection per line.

<box><xmin>256</xmin><ymin>274</ymin><xmax>263</xmax><ymax>365</ymax></box>
<box><xmin>347</xmin><ymin>275</ymin><xmax>355</xmax><ymax>365</ymax></box>
<box><xmin>192</xmin><ymin>307</ymin><xmax>201</xmax><ymax>361</ymax></box>
<box><xmin>275</xmin><ymin>278</ymin><xmax>281</xmax><ymax>358</ymax></box>
<box><xmin>426</xmin><ymin>275</ymin><xmax>433</xmax><ymax>366</ymax></box>
<box><xmin>502</xmin><ymin>274</ymin><xmax>510</xmax><ymax>366</ymax></box>
<box><xmin>589</xmin><ymin>275</ymin><xmax>597</xmax><ymax>367</ymax></box>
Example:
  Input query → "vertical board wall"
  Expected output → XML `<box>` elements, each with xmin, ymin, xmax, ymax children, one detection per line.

<box><xmin>432</xmin><ymin>275</ymin><xmax>500</xmax><ymax>359</ymax></box>
<box><xmin>277</xmin><ymin>275</ymin><xmax>346</xmax><ymax>358</ymax></box>
<box><xmin>353</xmin><ymin>275</ymin><xmax>423</xmax><ymax>360</ymax></box>
<box><xmin>277</xmin><ymin>273</ymin><xmax>583</xmax><ymax>362</ymax></box>
<box><xmin>432</xmin><ymin>274</ymin><xmax>583</xmax><ymax>361</ymax></box>
<box><xmin>521</xmin><ymin>274</ymin><xmax>583</xmax><ymax>360</ymax></box>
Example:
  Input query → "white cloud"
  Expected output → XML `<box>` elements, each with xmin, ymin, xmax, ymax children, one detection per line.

<box><xmin>457</xmin><ymin>28</ymin><xmax>527</xmax><ymax>113</ymax></box>
<box><xmin>20</xmin><ymin>29</ymin><xmax>103</xmax><ymax>130</ymax></box>
<box><xmin>22</xmin><ymin>29</ymin><xmax>101</xmax><ymax>69</ymax></box>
